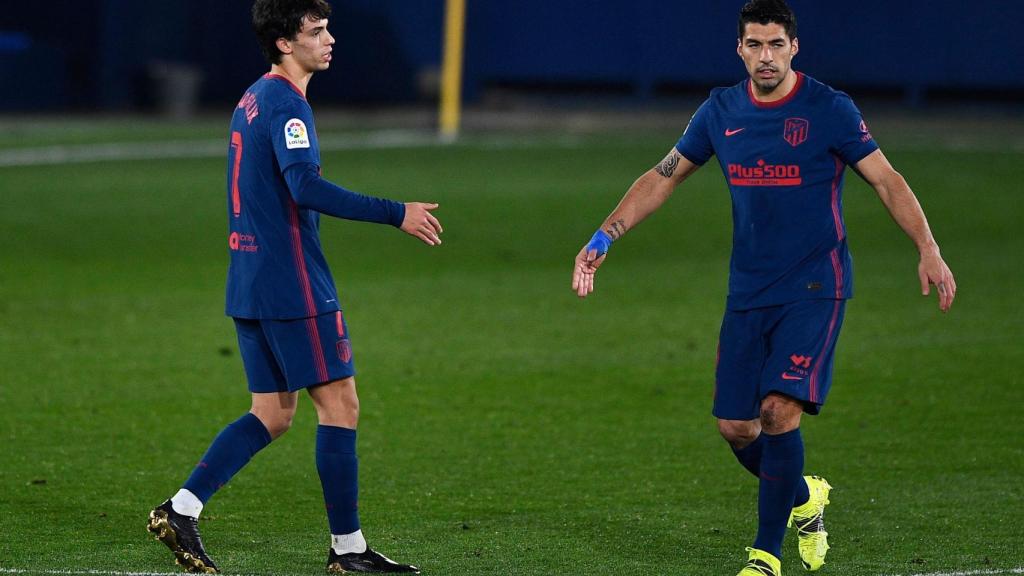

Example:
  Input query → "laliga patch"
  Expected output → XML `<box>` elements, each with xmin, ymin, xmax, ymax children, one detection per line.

<box><xmin>284</xmin><ymin>118</ymin><xmax>310</xmax><ymax>149</ymax></box>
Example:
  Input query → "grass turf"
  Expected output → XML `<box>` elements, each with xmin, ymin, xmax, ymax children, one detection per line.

<box><xmin>0</xmin><ymin>122</ymin><xmax>1021</xmax><ymax>575</ymax></box>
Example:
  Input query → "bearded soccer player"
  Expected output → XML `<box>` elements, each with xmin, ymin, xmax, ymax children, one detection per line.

<box><xmin>572</xmin><ymin>1</ymin><xmax>956</xmax><ymax>574</ymax></box>
<box><xmin>146</xmin><ymin>1</ymin><xmax>441</xmax><ymax>573</ymax></box>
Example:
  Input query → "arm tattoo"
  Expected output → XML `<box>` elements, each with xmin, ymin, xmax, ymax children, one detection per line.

<box><xmin>655</xmin><ymin>151</ymin><xmax>680</xmax><ymax>178</ymax></box>
<box><xmin>606</xmin><ymin>219</ymin><xmax>627</xmax><ymax>240</ymax></box>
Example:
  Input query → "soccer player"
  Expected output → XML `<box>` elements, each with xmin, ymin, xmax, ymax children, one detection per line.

<box><xmin>571</xmin><ymin>1</ymin><xmax>956</xmax><ymax>574</ymax></box>
<box><xmin>146</xmin><ymin>1</ymin><xmax>441</xmax><ymax>573</ymax></box>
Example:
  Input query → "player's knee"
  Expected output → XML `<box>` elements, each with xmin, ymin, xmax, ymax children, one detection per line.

<box><xmin>252</xmin><ymin>409</ymin><xmax>295</xmax><ymax>439</ymax></box>
<box><xmin>759</xmin><ymin>395</ymin><xmax>801</xmax><ymax>434</ymax></box>
<box><xmin>342</xmin><ymin>400</ymin><xmax>360</xmax><ymax>427</ymax></box>
<box><xmin>310</xmin><ymin>377</ymin><xmax>360</xmax><ymax>428</ymax></box>
<box><xmin>717</xmin><ymin>419</ymin><xmax>759</xmax><ymax>448</ymax></box>
<box><xmin>265</xmin><ymin>413</ymin><xmax>294</xmax><ymax>439</ymax></box>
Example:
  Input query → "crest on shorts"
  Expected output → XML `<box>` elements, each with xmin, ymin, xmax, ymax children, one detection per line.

<box><xmin>336</xmin><ymin>339</ymin><xmax>352</xmax><ymax>363</ymax></box>
<box><xmin>783</xmin><ymin>118</ymin><xmax>809</xmax><ymax>147</ymax></box>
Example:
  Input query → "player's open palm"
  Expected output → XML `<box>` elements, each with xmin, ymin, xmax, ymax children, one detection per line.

<box><xmin>401</xmin><ymin>202</ymin><xmax>443</xmax><ymax>246</ymax></box>
<box><xmin>572</xmin><ymin>246</ymin><xmax>606</xmax><ymax>298</ymax></box>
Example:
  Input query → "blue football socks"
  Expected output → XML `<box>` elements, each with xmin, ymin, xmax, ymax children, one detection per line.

<box><xmin>753</xmin><ymin>428</ymin><xmax>805</xmax><ymax>559</ymax></box>
<box><xmin>183</xmin><ymin>412</ymin><xmax>272</xmax><ymax>504</ymax></box>
<box><xmin>316</xmin><ymin>425</ymin><xmax>360</xmax><ymax>535</ymax></box>
<box><xmin>732</xmin><ymin>432</ymin><xmax>810</xmax><ymax>507</ymax></box>
<box><xmin>731</xmin><ymin>433</ymin><xmax>765</xmax><ymax>476</ymax></box>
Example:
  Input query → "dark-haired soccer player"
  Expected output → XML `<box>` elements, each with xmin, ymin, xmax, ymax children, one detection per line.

<box><xmin>572</xmin><ymin>1</ymin><xmax>955</xmax><ymax>574</ymax></box>
<box><xmin>146</xmin><ymin>1</ymin><xmax>439</xmax><ymax>573</ymax></box>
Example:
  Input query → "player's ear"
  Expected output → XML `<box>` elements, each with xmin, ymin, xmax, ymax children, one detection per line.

<box><xmin>276</xmin><ymin>37</ymin><xmax>293</xmax><ymax>56</ymax></box>
<box><xmin>736</xmin><ymin>38</ymin><xmax>743</xmax><ymax>58</ymax></box>
<box><xmin>791</xmin><ymin>37</ymin><xmax>799</xmax><ymax>57</ymax></box>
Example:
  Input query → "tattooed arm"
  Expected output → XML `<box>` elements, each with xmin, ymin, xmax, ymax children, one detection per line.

<box><xmin>599</xmin><ymin>148</ymin><xmax>698</xmax><ymax>242</ymax></box>
<box><xmin>572</xmin><ymin>148</ymin><xmax>700</xmax><ymax>297</ymax></box>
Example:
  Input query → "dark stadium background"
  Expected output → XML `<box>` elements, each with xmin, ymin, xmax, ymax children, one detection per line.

<box><xmin>2</xmin><ymin>1</ymin><xmax>1021</xmax><ymax>113</ymax></box>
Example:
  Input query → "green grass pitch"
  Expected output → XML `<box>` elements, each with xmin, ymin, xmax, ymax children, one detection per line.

<box><xmin>0</xmin><ymin>119</ymin><xmax>1021</xmax><ymax>575</ymax></box>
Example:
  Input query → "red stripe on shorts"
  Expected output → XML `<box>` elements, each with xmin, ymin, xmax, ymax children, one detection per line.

<box><xmin>306</xmin><ymin>317</ymin><xmax>329</xmax><ymax>383</ymax></box>
<box><xmin>809</xmin><ymin>301</ymin><xmax>842</xmax><ymax>403</ymax></box>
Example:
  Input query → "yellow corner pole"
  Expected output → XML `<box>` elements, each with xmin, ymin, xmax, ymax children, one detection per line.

<box><xmin>439</xmin><ymin>0</ymin><xmax>466</xmax><ymax>140</ymax></box>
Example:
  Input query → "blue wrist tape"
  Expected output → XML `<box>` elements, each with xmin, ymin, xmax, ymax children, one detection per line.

<box><xmin>585</xmin><ymin>229</ymin><xmax>613</xmax><ymax>256</ymax></box>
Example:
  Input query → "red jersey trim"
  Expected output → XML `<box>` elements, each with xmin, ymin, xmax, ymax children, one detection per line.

<box><xmin>828</xmin><ymin>156</ymin><xmax>846</xmax><ymax>299</ymax></box>
<box><xmin>830</xmin><ymin>249</ymin><xmax>844</xmax><ymax>299</ymax></box>
<box><xmin>264</xmin><ymin>73</ymin><xmax>306</xmax><ymax>100</ymax></box>
<box><xmin>747</xmin><ymin>71</ymin><xmax>804</xmax><ymax>109</ymax></box>
<box><xmin>829</xmin><ymin>156</ymin><xmax>845</xmax><ymax>242</ymax></box>
<box><xmin>286</xmin><ymin>198</ymin><xmax>318</xmax><ymax>317</ymax></box>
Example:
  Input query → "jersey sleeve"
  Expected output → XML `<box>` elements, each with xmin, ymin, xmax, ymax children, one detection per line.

<box><xmin>270</xmin><ymin>98</ymin><xmax>320</xmax><ymax>172</ymax></box>
<box><xmin>830</xmin><ymin>94</ymin><xmax>878</xmax><ymax>166</ymax></box>
<box><xmin>674</xmin><ymin>99</ymin><xmax>715</xmax><ymax>166</ymax></box>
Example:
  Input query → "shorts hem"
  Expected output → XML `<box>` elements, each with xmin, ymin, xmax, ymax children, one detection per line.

<box><xmin>247</xmin><ymin>369</ymin><xmax>357</xmax><ymax>394</ymax></box>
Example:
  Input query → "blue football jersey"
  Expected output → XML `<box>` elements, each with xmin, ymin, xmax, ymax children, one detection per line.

<box><xmin>675</xmin><ymin>72</ymin><xmax>878</xmax><ymax>311</ymax></box>
<box><xmin>225</xmin><ymin>74</ymin><xmax>340</xmax><ymax>319</ymax></box>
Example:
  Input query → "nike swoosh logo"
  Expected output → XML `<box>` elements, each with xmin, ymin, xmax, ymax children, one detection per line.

<box><xmin>725</xmin><ymin>128</ymin><xmax>746</xmax><ymax>136</ymax></box>
<box><xmin>781</xmin><ymin>373</ymin><xmax>804</xmax><ymax>380</ymax></box>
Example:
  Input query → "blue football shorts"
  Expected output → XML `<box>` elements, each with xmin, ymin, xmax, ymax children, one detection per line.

<box><xmin>234</xmin><ymin>310</ymin><xmax>355</xmax><ymax>393</ymax></box>
<box><xmin>713</xmin><ymin>299</ymin><xmax>846</xmax><ymax>420</ymax></box>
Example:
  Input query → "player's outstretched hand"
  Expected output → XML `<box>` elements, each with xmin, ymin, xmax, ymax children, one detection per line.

<box><xmin>401</xmin><ymin>202</ymin><xmax>443</xmax><ymax>246</ymax></box>
<box><xmin>918</xmin><ymin>248</ymin><xmax>956</xmax><ymax>312</ymax></box>
<box><xmin>572</xmin><ymin>246</ymin><xmax>606</xmax><ymax>299</ymax></box>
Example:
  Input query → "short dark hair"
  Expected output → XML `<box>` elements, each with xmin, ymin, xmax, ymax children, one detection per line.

<box><xmin>252</xmin><ymin>0</ymin><xmax>332</xmax><ymax>64</ymax></box>
<box><xmin>738</xmin><ymin>0</ymin><xmax>797</xmax><ymax>40</ymax></box>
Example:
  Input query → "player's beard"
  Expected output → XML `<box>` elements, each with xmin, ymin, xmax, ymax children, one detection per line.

<box><xmin>752</xmin><ymin>67</ymin><xmax>784</xmax><ymax>95</ymax></box>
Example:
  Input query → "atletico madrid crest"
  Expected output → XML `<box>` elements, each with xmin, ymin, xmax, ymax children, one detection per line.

<box><xmin>784</xmin><ymin>118</ymin><xmax>809</xmax><ymax>147</ymax></box>
<box><xmin>337</xmin><ymin>339</ymin><xmax>352</xmax><ymax>363</ymax></box>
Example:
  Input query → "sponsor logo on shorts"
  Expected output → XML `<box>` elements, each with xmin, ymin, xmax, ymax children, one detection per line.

<box><xmin>782</xmin><ymin>354</ymin><xmax>813</xmax><ymax>381</ymax></box>
<box><xmin>790</xmin><ymin>355</ymin><xmax>812</xmax><ymax>369</ymax></box>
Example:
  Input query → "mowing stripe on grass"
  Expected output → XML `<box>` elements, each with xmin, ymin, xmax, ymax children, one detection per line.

<box><xmin>0</xmin><ymin>131</ymin><xmax>582</xmax><ymax>167</ymax></box>
<box><xmin>4</xmin><ymin>129</ymin><xmax>1017</xmax><ymax>168</ymax></box>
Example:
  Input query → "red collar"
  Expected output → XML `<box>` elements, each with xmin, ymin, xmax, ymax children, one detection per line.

<box><xmin>264</xmin><ymin>73</ymin><xmax>306</xmax><ymax>99</ymax></box>
<box><xmin>747</xmin><ymin>71</ymin><xmax>803</xmax><ymax>109</ymax></box>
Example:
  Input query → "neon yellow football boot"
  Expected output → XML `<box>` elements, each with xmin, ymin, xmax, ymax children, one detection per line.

<box><xmin>737</xmin><ymin>547</ymin><xmax>782</xmax><ymax>576</ymax></box>
<box><xmin>789</xmin><ymin>475</ymin><xmax>832</xmax><ymax>571</ymax></box>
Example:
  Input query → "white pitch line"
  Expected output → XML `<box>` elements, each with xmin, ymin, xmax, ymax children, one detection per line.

<box><xmin>4</xmin><ymin>568</ymin><xmax>288</xmax><ymax>576</ymax></box>
<box><xmin>881</xmin><ymin>568</ymin><xmax>1024</xmax><ymax>576</ymax></box>
<box><xmin>0</xmin><ymin>570</ymin><xmax>177</xmax><ymax>576</ymax></box>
